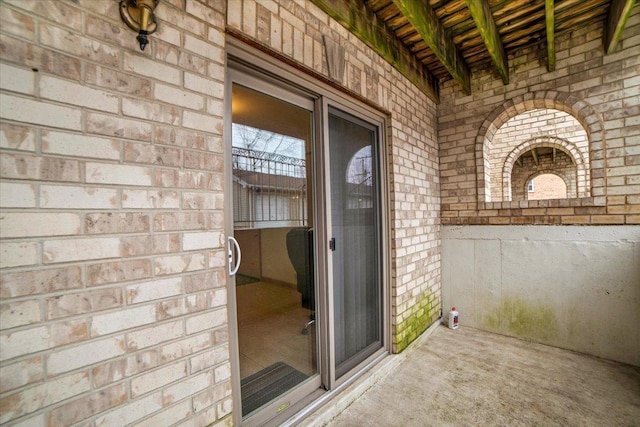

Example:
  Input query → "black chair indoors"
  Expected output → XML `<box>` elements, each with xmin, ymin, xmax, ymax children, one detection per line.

<box><xmin>286</xmin><ymin>227</ymin><xmax>315</xmax><ymax>334</ymax></box>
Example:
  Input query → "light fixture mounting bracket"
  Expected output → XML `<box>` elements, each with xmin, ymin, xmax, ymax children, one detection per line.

<box><xmin>119</xmin><ymin>0</ymin><xmax>159</xmax><ymax>51</ymax></box>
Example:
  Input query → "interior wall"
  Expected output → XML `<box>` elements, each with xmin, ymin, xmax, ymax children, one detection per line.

<box><xmin>235</xmin><ymin>229</ymin><xmax>261</xmax><ymax>279</ymax></box>
<box><xmin>260</xmin><ymin>228</ymin><xmax>296</xmax><ymax>285</ymax></box>
<box><xmin>233</xmin><ymin>227</ymin><xmax>298</xmax><ymax>291</ymax></box>
<box><xmin>441</xmin><ymin>225</ymin><xmax>640</xmax><ymax>366</ymax></box>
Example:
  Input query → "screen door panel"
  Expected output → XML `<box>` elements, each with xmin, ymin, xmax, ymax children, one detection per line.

<box><xmin>328</xmin><ymin>107</ymin><xmax>382</xmax><ymax>378</ymax></box>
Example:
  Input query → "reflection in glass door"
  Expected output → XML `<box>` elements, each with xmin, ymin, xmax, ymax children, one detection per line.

<box><xmin>231</xmin><ymin>83</ymin><xmax>318</xmax><ymax>418</ymax></box>
<box><xmin>328</xmin><ymin>108</ymin><xmax>383</xmax><ymax>378</ymax></box>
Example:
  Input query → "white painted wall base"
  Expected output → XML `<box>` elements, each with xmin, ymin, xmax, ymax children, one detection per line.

<box><xmin>442</xmin><ymin>225</ymin><xmax>640</xmax><ymax>366</ymax></box>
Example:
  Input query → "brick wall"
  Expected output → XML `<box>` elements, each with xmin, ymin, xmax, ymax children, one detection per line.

<box><xmin>0</xmin><ymin>1</ymin><xmax>231</xmax><ymax>425</ymax></box>
<box><xmin>439</xmin><ymin>8</ymin><xmax>640</xmax><ymax>225</ymax></box>
<box><xmin>227</xmin><ymin>0</ymin><xmax>441</xmax><ymax>353</ymax></box>
<box><xmin>0</xmin><ymin>0</ymin><xmax>442</xmax><ymax>425</ymax></box>
<box><xmin>489</xmin><ymin>109</ymin><xmax>589</xmax><ymax>201</ymax></box>
<box><xmin>525</xmin><ymin>173</ymin><xmax>569</xmax><ymax>200</ymax></box>
<box><xmin>512</xmin><ymin>153</ymin><xmax>575</xmax><ymax>201</ymax></box>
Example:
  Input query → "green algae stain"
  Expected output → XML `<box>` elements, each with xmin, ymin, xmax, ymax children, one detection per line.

<box><xmin>483</xmin><ymin>296</ymin><xmax>558</xmax><ymax>342</ymax></box>
<box><xmin>395</xmin><ymin>296</ymin><xmax>440</xmax><ymax>353</ymax></box>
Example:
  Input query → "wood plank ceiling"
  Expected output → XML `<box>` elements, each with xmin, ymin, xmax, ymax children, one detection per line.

<box><xmin>311</xmin><ymin>0</ymin><xmax>637</xmax><ymax>102</ymax></box>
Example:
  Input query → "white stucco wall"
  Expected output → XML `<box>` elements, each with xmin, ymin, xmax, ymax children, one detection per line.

<box><xmin>442</xmin><ymin>225</ymin><xmax>640</xmax><ymax>366</ymax></box>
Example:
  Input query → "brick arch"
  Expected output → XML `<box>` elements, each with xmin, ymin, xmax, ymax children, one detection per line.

<box><xmin>475</xmin><ymin>90</ymin><xmax>605</xmax><ymax>203</ymax></box>
<box><xmin>524</xmin><ymin>170</ymin><xmax>572</xmax><ymax>200</ymax></box>
<box><xmin>502</xmin><ymin>136</ymin><xmax>589</xmax><ymax>201</ymax></box>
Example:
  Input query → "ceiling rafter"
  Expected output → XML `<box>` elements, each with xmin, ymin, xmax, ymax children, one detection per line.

<box><xmin>313</xmin><ymin>0</ymin><xmax>632</xmax><ymax>99</ymax></box>
<box><xmin>605</xmin><ymin>0</ymin><xmax>636</xmax><ymax>53</ymax></box>
<box><xmin>545</xmin><ymin>0</ymin><xmax>556</xmax><ymax>71</ymax></box>
<box><xmin>391</xmin><ymin>0</ymin><xmax>471</xmax><ymax>94</ymax></box>
<box><xmin>465</xmin><ymin>0</ymin><xmax>509</xmax><ymax>84</ymax></box>
<box><xmin>532</xmin><ymin>148</ymin><xmax>539</xmax><ymax>165</ymax></box>
<box><xmin>309</xmin><ymin>0</ymin><xmax>440</xmax><ymax>103</ymax></box>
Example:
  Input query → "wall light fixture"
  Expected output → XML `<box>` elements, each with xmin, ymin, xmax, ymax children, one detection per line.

<box><xmin>119</xmin><ymin>0</ymin><xmax>159</xmax><ymax>51</ymax></box>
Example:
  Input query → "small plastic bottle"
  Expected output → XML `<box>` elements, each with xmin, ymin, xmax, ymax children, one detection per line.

<box><xmin>448</xmin><ymin>306</ymin><xmax>459</xmax><ymax>330</ymax></box>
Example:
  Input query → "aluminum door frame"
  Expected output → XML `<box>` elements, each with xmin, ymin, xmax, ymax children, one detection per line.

<box><xmin>224</xmin><ymin>38</ymin><xmax>391</xmax><ymax>426</ymax></box>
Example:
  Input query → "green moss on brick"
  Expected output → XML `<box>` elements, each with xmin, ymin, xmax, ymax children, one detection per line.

<box><xmin>309</xmin><ymin>0</ymin><xmax>439</xmax><ymax>101</ymax></box>
<box><xmin>395</xmin><ymin>294</ymin><xmax>441</xmax><ymax>353</ymax></box>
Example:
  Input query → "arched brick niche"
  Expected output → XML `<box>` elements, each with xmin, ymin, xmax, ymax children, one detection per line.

<box><xmin>503</xmin><ymin>136</ymin><xmax>589</xmax><ymax>201</ymax></box>
<box><xmin>475</xmin><ymin>91</ymin><xmax>605</xmax><ymax>209</ymax></box>
<box><xmin>522</xmin><ymin>171</ymin><xmax>570</xmax><ymax>201</ymax></box>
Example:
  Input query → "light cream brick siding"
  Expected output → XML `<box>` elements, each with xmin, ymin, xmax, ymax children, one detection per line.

<box><xmin>512</xmin><ymin>152</ymin><xmax>577</xmax><ymax>200</ymax></box>
<box><xmin>525</xmin><ymin>172</ymin><xmax>571</xmax><ymax>201</ymax></box>
<box><xmin>0</xmin><ymin>1</ymin><xmax>231</xmax><ymax>426</ymax></box>
<box><xmin>439</xmin><ymin>8</ymin><xmax>640</xmax><ymax>225</ymax></box>
<box><xmin>489</xmin><ymin>109</ymin><xmax>589</xmax><ymax>201</ymax></box>
<box><xmin>228</xmin><ymin>0</ymin><xmax>441</xmax><ymax>353</ymax></box>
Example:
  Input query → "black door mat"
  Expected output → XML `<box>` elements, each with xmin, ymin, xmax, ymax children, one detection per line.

<box><xmin>241</xmin><ymin>362</ymin><xmax>308</xmax><ymax>416</ymax></box>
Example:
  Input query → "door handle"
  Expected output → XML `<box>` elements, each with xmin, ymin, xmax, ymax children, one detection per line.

<box><xmin>228</xmin><ymin>236</ymin><xmax>241</xmax><ymax>276</ymax></box>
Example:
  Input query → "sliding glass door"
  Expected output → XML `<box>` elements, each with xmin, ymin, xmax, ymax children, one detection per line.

<box><xmin>226</xmin><ymin>55</ymin><xmax>386</xmax><ymax>425</ymax></box>
<box><xmin>230</xmin><ymin>80</ymin><xmax>319</xmax><ymax>424</ymax></box>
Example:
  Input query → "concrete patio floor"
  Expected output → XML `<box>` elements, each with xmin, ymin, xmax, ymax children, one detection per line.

<box><xmin>304</xmin><ymin>325</ymin><xmax>640</xmax><ymax>426</ymax></box>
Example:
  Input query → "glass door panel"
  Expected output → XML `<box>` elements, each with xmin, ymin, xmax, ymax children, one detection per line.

<box><xmin>328</xmin><ymin>107</ymin><xmax>382</xmax><ymax>378</ymax></box>
<box><xmin>231</xmin><ymin>83</ymin><xmax>317</xmax><ymax>417</ymax></box>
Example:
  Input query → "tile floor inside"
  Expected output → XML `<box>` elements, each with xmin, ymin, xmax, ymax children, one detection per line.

<box><xmin>236</xmin><ymin>280</ymin><xmax>317</xmax><ymax>379</ymax></box>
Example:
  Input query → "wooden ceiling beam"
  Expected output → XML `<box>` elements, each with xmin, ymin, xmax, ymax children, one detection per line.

<box><xmin>545</xmin><ymin>0</ymin><xmax>556</xmax><ymax>72</ymax></box>
<box><xmin>309</xmin><ymin>0</ymin><xmax>440</xmax><ymax>103</ymax></box>
<box><xmin>392</xmin><ymin>0</ymin><xmax>471</xmax><ymax>94</ymax></box>
<box><xmin>532</xmin><ymin>148</ymin><xmax>539</xmax><ymax>165</ymax></box>
<box><xmin>604</xmin><ymin>0</ymin><xmax>636</xmax><ymax>54</ymax></box>
<box><xmin>553</xmin><ymin>147</ymin><xmax>557</xmax><ymax>163</ymax></box>
<box><xmin>465</xmin><ymin>0</ymin><xmax>509</xmax><ymax>84</ymax></box>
